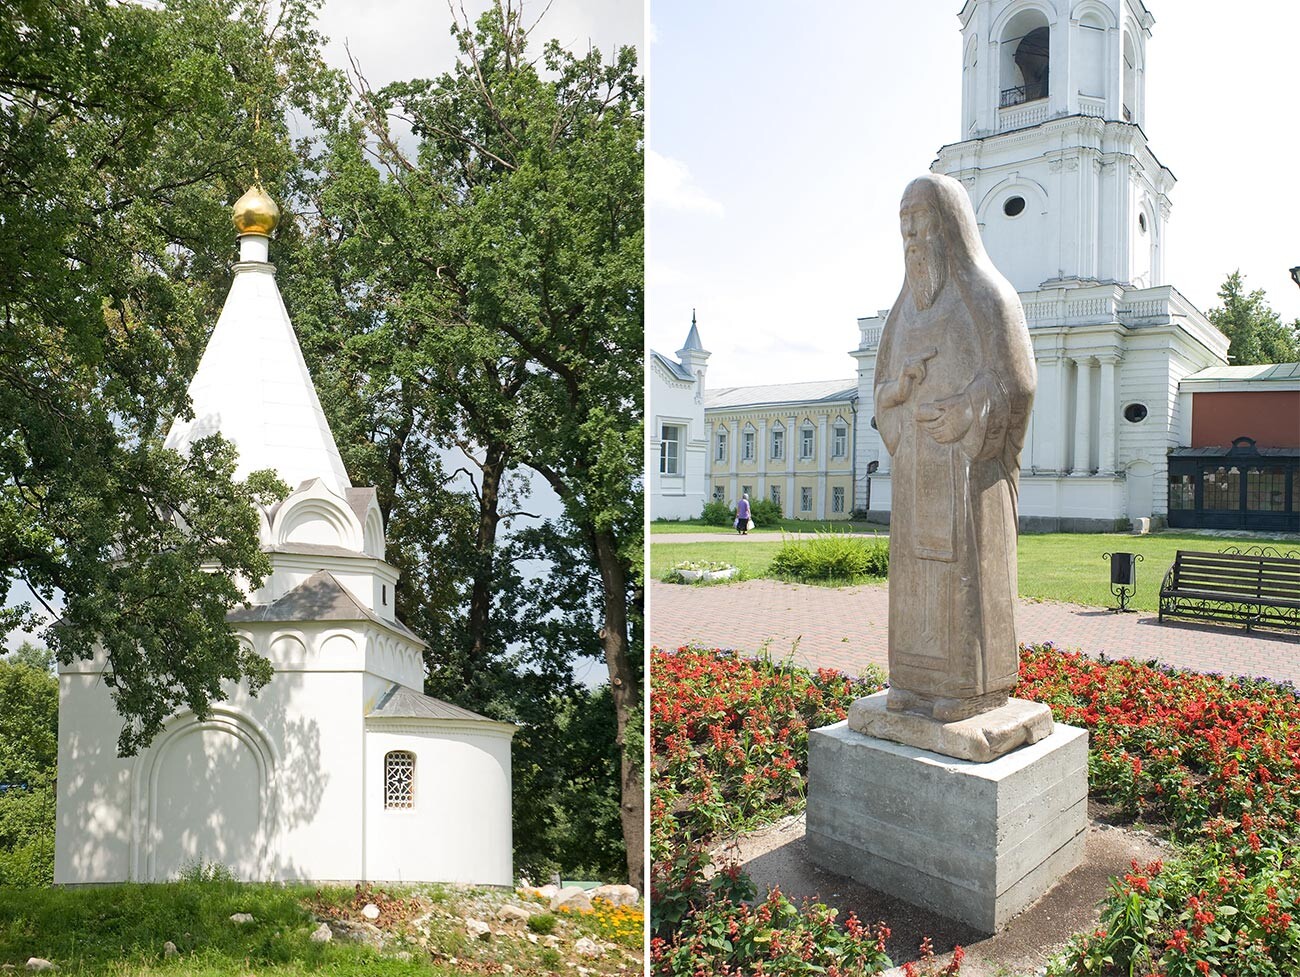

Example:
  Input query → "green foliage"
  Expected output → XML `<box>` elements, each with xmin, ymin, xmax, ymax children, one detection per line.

<box><xmin>699</xmin><ymin>499</ymin><xmax>732</xmax><ymax>526</ymax></box>
<box><xmin>0</xmin><ymin>643</ymin><xmax>57</xmax><ymax>887</ymax></box>
<box><xmin>0</xmin><ymin>0</ymin><xmax>332</xmax><ymax>756</ymax></box>
<box><xmin>1208</xmin><ymin>271</ymin><xmax>1300</xmax><ymax>366</ymax></box>
<box><xmin>527</xmin><ymin>912</ymin><xmax>558</xmax><ymax>935</ymax></box>
<box><xmin>280</xmin><ymin>2</ymin><xmax>644</xmax><ymax>884</ymax></box>
<box><xmin>176</xmin><ymin>859</ymin><xmax>238</xmax><ymax>884</ymax></box>
<box><xmin>749</xmin><ymin>497</ymin><xmax>782</xmax><ymax>527</ymax></box>
<box><xmin>769</xmin><ymin>532</ymin><xmax>890</xmax><ymax>582</ymax></box>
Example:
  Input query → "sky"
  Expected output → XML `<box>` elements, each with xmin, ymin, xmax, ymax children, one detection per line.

<box><xmin>646</xmin><ymin>1</ymin><xmax>1300</xmax><ymax>389</ymax></box>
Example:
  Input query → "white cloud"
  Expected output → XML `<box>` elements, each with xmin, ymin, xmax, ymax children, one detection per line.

<box><xmin>646</xmin><ymin>149</ymin><xmax>724</xmax><ymax>216</ymax></box>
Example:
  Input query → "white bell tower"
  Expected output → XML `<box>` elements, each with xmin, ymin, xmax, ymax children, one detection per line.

<box><xmin>937</xmin><ymin>0</ymin><xmax>1170</xmax><ymax>292</ymax></box>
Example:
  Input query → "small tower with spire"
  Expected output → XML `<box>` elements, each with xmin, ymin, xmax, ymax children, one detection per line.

<box><xmin>676</xmin><ymin>310</ymin><xmax>710</xmax><ymax>404</ymax></box>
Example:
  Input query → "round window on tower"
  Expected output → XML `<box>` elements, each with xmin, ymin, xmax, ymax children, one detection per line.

<box><xmin>1138</xmin><ymin>212</ymin><xmax>1147</xmax><ymax>234</ymax></box>
<box><xmin>1003</xmin><ymin>196</ymin><xmax>1026</xmax><ymax>218</ymax></box>
<box><xmin>1124</xmin><ymin>403</ymin><xmax>1149</xmax><ymax>423</ymax></box>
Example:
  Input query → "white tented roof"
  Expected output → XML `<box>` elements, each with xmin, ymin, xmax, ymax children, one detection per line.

<box><xmin>165</xmin><ymin>257</ymin><xmax>352</xmax><ymax>495</ymax></box>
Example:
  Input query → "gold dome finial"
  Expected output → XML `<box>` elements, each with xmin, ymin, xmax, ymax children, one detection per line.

<box><xmin>232</xmin><ymin>184</ymin><xmax>280</xmax><ymax>236</ymax></box>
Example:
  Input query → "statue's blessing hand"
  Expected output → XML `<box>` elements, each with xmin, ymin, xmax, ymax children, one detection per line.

<box><xmin>917</xmin><ymin>393</ymin><xmax>974</xmax><ymax>444</ymax></box>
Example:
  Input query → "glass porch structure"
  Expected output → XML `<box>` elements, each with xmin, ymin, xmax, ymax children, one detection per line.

<box><xmin>1167</xmin><ymin>439</ymin><xmax>1300</xmax><ymax>533</ymax></box>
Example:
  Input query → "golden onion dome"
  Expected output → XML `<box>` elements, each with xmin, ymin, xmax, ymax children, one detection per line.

<box><xmin>232</xmin><ymin>185</ymin><xmax>280</xmax><ymax>236</ymax></box>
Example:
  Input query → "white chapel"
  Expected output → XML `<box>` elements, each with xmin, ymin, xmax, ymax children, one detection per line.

<box><xmin>855</xmin><ymin>0</ymin><xmax>1229</xmax><ymax>530</ymax></box>
<box><xmin>54</xmin><ymin>187</ymin><xmax>515</xmax><ymax>885</ymax></box>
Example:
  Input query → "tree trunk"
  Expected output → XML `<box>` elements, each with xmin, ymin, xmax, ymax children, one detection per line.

<box><xmin>467</xmin><ymin>442</ymin><xmax>508</xmax><ymax>681</ymax></box>
<box><xmin>591</xmin><ymin>527</ymin><xmax>643</xmax><ymax>892</ymax></box>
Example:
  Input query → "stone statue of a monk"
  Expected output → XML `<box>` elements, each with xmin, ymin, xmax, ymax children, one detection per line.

<box><xmin>850</xmin><ymin>173</ymin><xmax>1051</xmax><ymax>760</ymax></box>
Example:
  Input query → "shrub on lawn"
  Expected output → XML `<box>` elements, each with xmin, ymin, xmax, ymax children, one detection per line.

<box><xmin>769</xmin><ymin>532</ymin><xmax>889</xmax><ymax>582</ymax></box>
<box><xmin>749</xmin><ymin>497</ymin><xmax>782</xmax><ymax>527</ymax></box>
<box><xmin>700</xmin><ymin>499</ymin><xmax>732</xmax><ymax>526</ymax></box>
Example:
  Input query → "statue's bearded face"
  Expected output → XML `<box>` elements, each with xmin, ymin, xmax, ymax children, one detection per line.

<box><xmin>901</xmin><ymin>198</ymin><xmax>946</xmax><ymax>311</ymax></box>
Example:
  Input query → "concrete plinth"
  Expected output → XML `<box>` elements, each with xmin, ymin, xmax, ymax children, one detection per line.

<box><xmin>806</xmin><ymin>720</ymin><xmax>1087</xmax><ymax>934</ymax></box>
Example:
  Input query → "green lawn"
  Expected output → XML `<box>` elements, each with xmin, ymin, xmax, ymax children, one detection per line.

<box><xmin>654</xmin><ymin>530</ymin><xmax>1274</xmax><ymax>612</ymax></box>
<box><xmin>650</xmin><ymin>518</ymin><xmax>885</xmax><ymax>535</ymax></box>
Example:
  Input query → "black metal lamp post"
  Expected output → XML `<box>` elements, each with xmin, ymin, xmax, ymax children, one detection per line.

<box><xmin>1103</xmin><ymin>551</ymin><xmax>1143</xmax><ymax>612</ymax></box>
<box><xmin>1290</xmin><ymin>266</ymin><xmax>1300</xmax><ymax>289</ymax></box>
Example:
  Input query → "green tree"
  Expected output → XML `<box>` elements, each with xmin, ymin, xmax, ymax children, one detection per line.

<box><xmin>1208</xmin><ymin>271</ymin><xmax>1300</xmax><ymax>366</ymax></box>
<box><xmin>0</xmin><ymin>0</ymin><xmax>330</xmax><ymax>754</ymax></box>
<box><xmin>0</xmin><ymin>642</ymin><xmax>58</xmax><ymax>886</ymax></box>
<box><xmin>281</xmin><ymin>2</ymin><xmax>644</xmax><ymax>885</ymax></box>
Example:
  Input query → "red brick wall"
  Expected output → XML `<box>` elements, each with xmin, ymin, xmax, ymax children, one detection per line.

<box><xmin>1191</xmin><ymin>391</ymin><xmax>1300</xmax><ymax>448</ymax></box>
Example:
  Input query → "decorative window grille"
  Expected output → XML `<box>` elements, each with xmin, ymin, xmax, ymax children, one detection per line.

<box><xmin>714</xmin><ymin>484</ymin><xmax>725</xmax><ymax>500</ymax></box>
<box><xmin>771</xmin><ymin>427</ymin><xmax>784</xmax><ymax>460</ymax></box>
<box><xmin>832</xmin><ymin>487</ymin><xmax>845</xmax><ymax>513</ymax></box>
<box><xmin>742</xmin><ymin>485</ymin><xmax>752</xmax><ymax>500</ymax></box>
<box><xmin>771</xmin><ymin>485</ymin><xmax>781</xmax><ymax>506</ymax></box>
<box><xmin>800</xmin><ymin>486</ymin><xmax>813</xmax><ymax>513</ymax></box>
<box><xmin>384</xmin><ymin>750</ymin><xmax>415</xmax><ymax>809</ymax></box>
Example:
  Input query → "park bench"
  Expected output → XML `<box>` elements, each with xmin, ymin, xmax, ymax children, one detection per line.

<box><xmin>1158</xmin><ymin>547</ymin><xmax>1300</xmax><ymax>632</ymax></box>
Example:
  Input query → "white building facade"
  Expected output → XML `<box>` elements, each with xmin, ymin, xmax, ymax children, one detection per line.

<box><xmin>854</xmin><ymin>0</ymin><xmax>1228</xmax><ymax>530</ymax></box>
<box><xmin>648</xmin><ymin>316</ymin><xmax>711</xmax><ymax>520</ymax></box>
<box><xmin>55</xmin><ymin>188</ymin><xmax>515</xmax><ymax>886</ymax></box>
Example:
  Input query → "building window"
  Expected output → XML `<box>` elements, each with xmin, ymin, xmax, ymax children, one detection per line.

<box><xmin>742</xmin><ymin>484</ymin><xmax>752</xmax><ymax>500</ymax></box>
<box><xmin>384</xmin><ymin>750</ymin><xmax>415</xmax><ymax>809</ymax></box>
<box><xmin>800</xmin><ymin>424</ymin><xmax>814</xmax><ymax>460</ymax></box>
<box><xmin>771</xmin><ymin>484</ymin><xmax>781</xmax><ymax>507</ymax></box>
<box><xmin>1168</xmin><ymin>474</ymin><xmax>1194</xmax><ymax>510</ymax></box>
<box><xmin>800</xmin><ymin>486</ymin><xmax>813</xmax><ymax>513</ymax></box>
<box><xmin>771</xmin><ymin>427</ymin><xmax>785</xmax><ymax>460</ymax></box>
<box><xmin>1003</xmin><ymin>195</ymin><xmax>1026</xmax><ymax>217</ymax></box>
<box><xmin>1123</xmin><ymin>403</ymin><xmax>1148</xmax><ymax>423</ymax></box>
<box><xmin>832</xmin><ymin>424</ymin><xmax>848</xmax><ymax>458</ymax></box>
<box><xmin>1246</xmin><ymin>467</ymin><xmax>1286</xmax><ymax>512</ymax></box>
<box><xmin>713</xmin><ymin>484</ymin><xmax>725</xmax><ymax>501</ymax></box>
<box><xmin>659</xmin><ymin>424</ymin><xmax>681</xmax><ymax>475</ymax></box>
<box><xmin>832</xmin><ymin>487</ymin><xmax>845</xmax><ymax>513</ymax></box>
<box><xmin>742</xmin><ymin>431</ymin><xmax>755</xmax><ymax>462</ymax></box>
<box><xmin>1202</xmin><ymin>466</ymin><xmax>1240</xmax><ymax>511</ymax></box>
<box><xmin>716</xmin><ymin>432</ymin><xmax>728</xmax><ymax>462</ymax></box>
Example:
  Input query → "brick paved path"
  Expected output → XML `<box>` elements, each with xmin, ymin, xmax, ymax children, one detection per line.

<box><xmin>649</xmin><ymin>578</ymin><xmax>1300</xmax><ymax>683</ymax></box>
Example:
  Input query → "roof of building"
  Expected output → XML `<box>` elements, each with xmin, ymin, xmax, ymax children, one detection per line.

<box><xmin>650</xmin><ymin>349</ymin><xmax>693</xmax><ymax>382</ymax></box>
<box><xmin>227</xmin><ymin>569</ymin><xmax>424</xmax><ymax>646</ymax></box>
<box><xmin>367</xmin><ymin>682</ymin><xmax>504</xmax><ymax>724</ymax></box>
<box><xmin>164</xmin><ymin>217</ymin><xmax>353</xmax><ymax>496</ymax></box>
<box><xmin>1183</xmin><ymin>363</ymin><xmax>1300</xmax><ymax>383</ymax></box>
<box><xmin>705</xmin><ymin>379</ymin><xmax>857</xmax><ymax>410</ymax></box>
<box><xmin>679</xmin><ymin>313</ymin><xmax>704</xmax><ymax>352</ymax></box>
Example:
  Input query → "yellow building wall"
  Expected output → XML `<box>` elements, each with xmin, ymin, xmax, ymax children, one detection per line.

<box><xmin>704</xmin><ymin>402</ymin><xmax>855</xmax><ymax>520</ymax></box>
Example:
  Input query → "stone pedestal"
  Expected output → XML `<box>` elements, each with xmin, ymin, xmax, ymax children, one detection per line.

<box><xmin>806</xmin><ymin>720</ymin><xmax>1088</xmax><ymax>934</ymax></box>
<box><xmin>849</xmin><ymin>691</ymin><xmax>1054</xmax><ymax>762</ymax></box>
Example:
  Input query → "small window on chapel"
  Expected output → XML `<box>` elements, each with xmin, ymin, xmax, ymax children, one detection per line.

<box><xmin>1124</xmin><ymin>403</ymin><xmax>1148</xmax><ymax>423</ymax></box>
<box><xmin>384</xmin><ymin>750</ymin><xmax>415</xmax><ymax>809</ymax></box>
<box><xmin>1003</xmin><ymin>196</ymin><xmax>1026</xmax><ymax>218</ymax></box>
<box><xmin>1138</xmin><ymin>213</ymin><xmax>1147</xmax><ymax>234</ymax></box>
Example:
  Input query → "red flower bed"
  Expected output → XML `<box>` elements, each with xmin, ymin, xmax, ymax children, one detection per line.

<box><xmin>1016</xmin><ymin>644</ymin><xmax>1300</xmax><ymax>976</ymax></box>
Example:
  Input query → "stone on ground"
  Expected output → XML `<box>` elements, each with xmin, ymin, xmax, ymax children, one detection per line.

<box><xmin>574</xmin><ymin>936</ymin><xmax>601</xmax><ymax>958</ymax></box>
<box><xmin>309</xmin><ymin>922</ymin><xmax>332</xmax><ymax>943</ymax></box>
<box><xmin>228</xmin><ymin>913</ymin><xmax>255</xmax><ymax>925</ymax></box>
<box><xmin>496</xmin><ymin>904</ymin><xmax>533</xmax><ymax>923</ymax></box>
<box><xmin>361</xmin><ymin>902</ymin><xmax>380</xmax><ymax>920</ymax></box>
<box><xmin>162</xmin><ymin>941</ymin><xmax>178</xmax><ymax>959</ymax></box>
<box><xmin>464</xmin><ymin>917</ymin><xmax>492</xmax><ymax>940</ymax></box>
<box><xmin>24</xmin><ymin>961</ymin><xmax>55</xmax><ymax>973</ymax></box>
<box><xmin>549</xmin><ymin>886</ymin><xmax>592</xmax><ymax>912</ymax></box>
<box><xmin>590</xmin><ymin>883</ymin><xmax>639</xmax><ymax>906</ymax></box>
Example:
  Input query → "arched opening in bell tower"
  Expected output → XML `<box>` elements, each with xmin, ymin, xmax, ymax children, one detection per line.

<box><xmin>1122</xmin><ymin>30</ymin><xmax>1139</xmax><ymax>122</ymax></box>
<box><xmin>1000</xmin><ymin>11</ymin><xmax>1050</xmax><ymax>108</ymax></box>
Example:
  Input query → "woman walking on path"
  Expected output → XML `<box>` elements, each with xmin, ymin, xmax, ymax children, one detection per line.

<box><xmin>735</xmin><ymin>493</ymin><xmax>752</xmax><ymax>535</ymax></box>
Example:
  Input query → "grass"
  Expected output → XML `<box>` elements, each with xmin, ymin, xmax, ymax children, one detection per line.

<box><xmin>650</xmin><ymin>518</ymin><xmax>885</xmax><ymax>535</ymax></box>
<box><xmin>0</xmin><ymin>880</ymin><xmax>643</xmax><ymax>975</ymax></box>
<box><xmin>653</xmin><ymin>530</ymin><xmax>1276</xmax><ymax>611</ymax></box>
